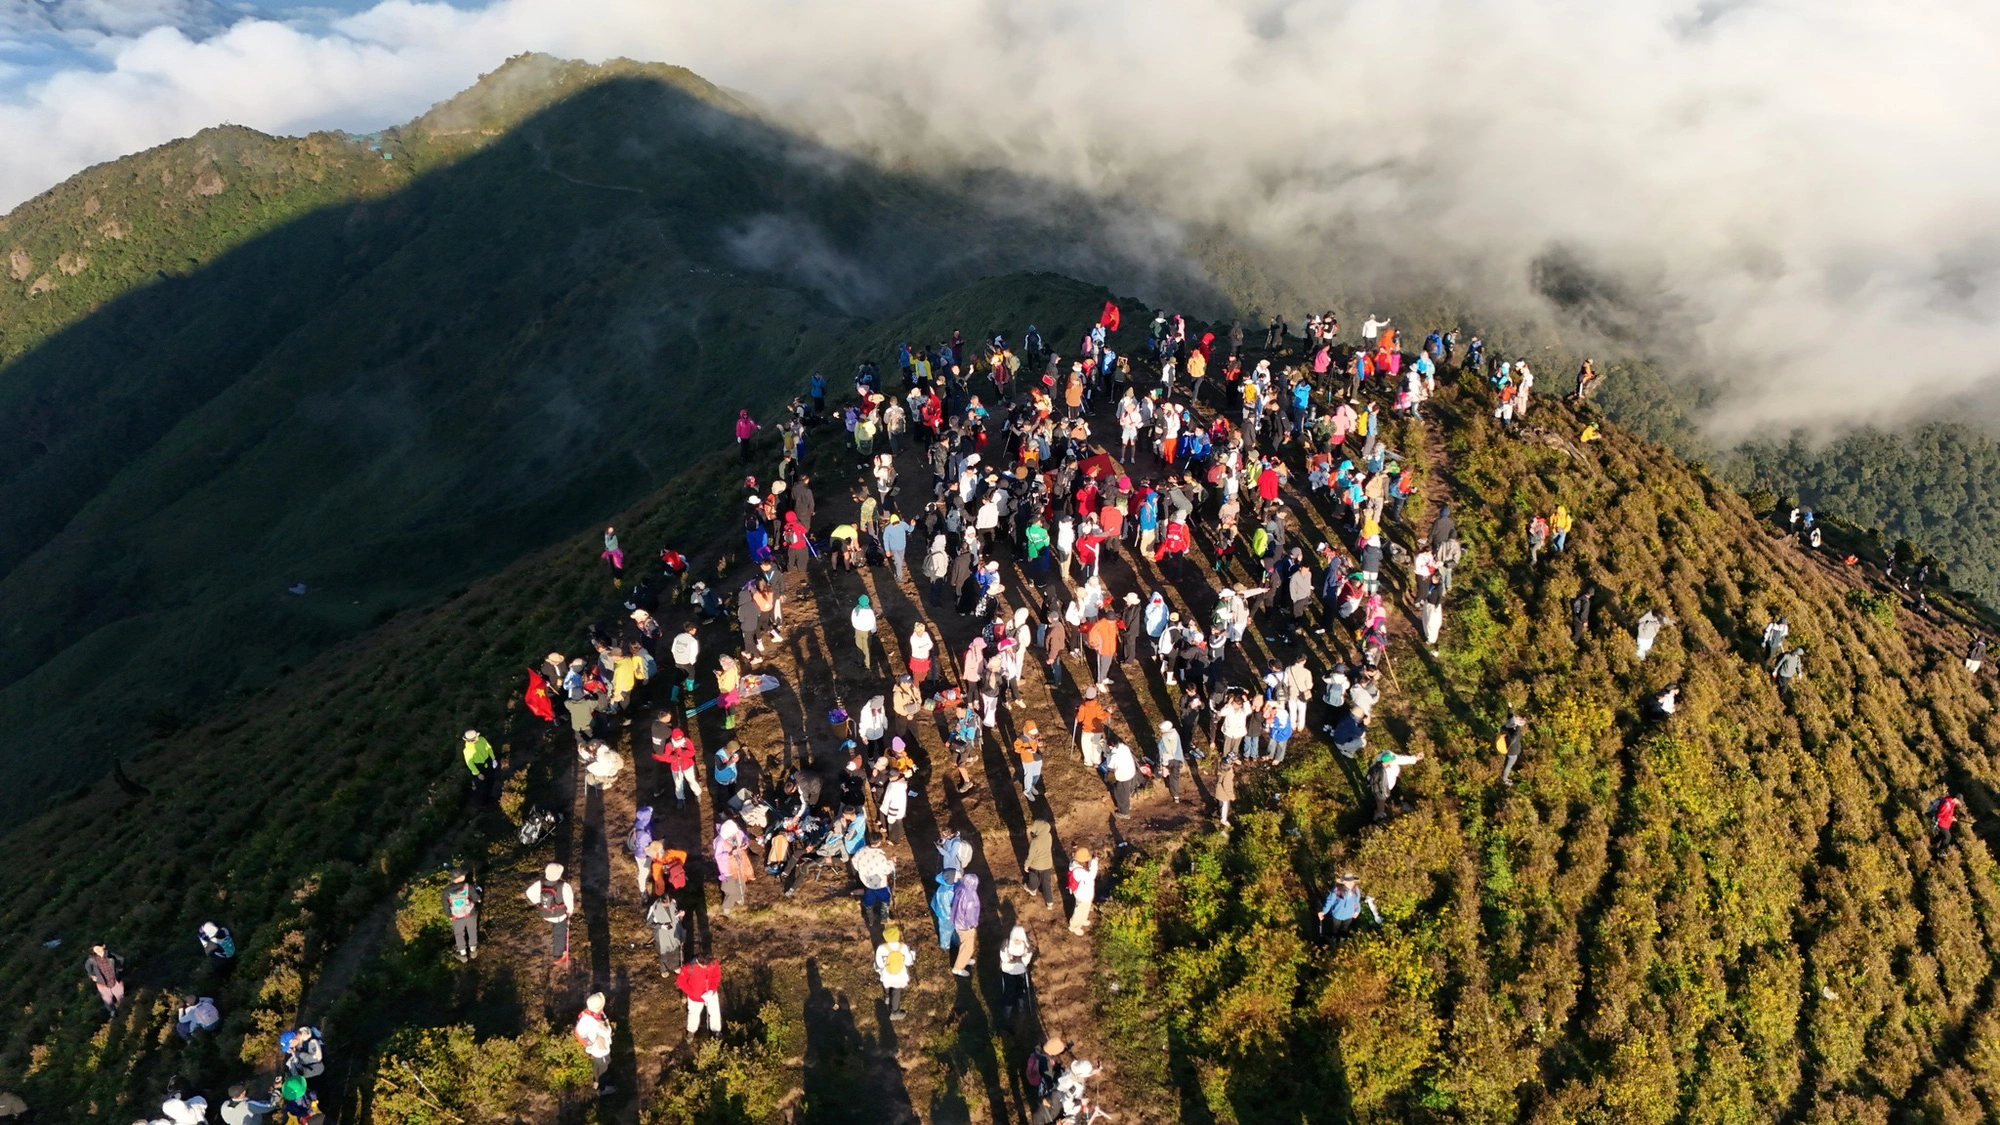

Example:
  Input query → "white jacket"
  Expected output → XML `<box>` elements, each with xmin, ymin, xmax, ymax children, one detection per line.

<box><xmin>875</xmin><ymin>942</ymin><xmax>914</xmax><ymax>988</ymax></box>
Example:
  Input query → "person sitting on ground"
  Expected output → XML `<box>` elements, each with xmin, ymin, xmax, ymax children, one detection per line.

<box><xmin>196</xmin><ymin>921</ymin><xmax>235</xmax><ymax>962</ymax></box>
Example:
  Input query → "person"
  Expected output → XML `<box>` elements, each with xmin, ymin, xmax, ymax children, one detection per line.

<box><xmin>581</xmin><ymin>739</ymin><xmax>624</xmax><ymax>790</ymax></box>
<box><xmin>161</xmin><ymin>1096</ymin><xmax>210</xmax><ymax>1125</ymax></box>
<box><xmin>525</xmin><ymin>863</ymin><xmax>575</xmax><ymax>966</ymax></box>
<box><xmin>1773</xmin><ymin>646</ymin><xmax>1805</xmax><ymax>688</ymax></box>
<box><xmin>1497</xmin><ymin>712</ymin><xmax>1527</xmax><ymax>786</ymax></box>
<box><xmin>655</xmin><ymin>725</ymin><xmax>699</xmax><ymax>807</ymax></box>
<box><xmin>196</xmin><ymin>921</ymin><xmax>236</xmax><ymax>963</ymax></box>
<box><xmin>1016</xmin><ymin>723</ymin><xmax>1046</xmax><ymax>803</ymax></box>
<box><xmin>883</xmin><ymin>514</ymin><xmax>910</xmax><ymax>581</ymax></box>
<box><xmin>1214</xmin><ymin>750</ymin><xmax>1237</xmax><ymax>828</ymax></box>
<box><xmin>462</xmin><ymin>728</ymin><xmax>497</xmax><ymax>802</ymax></box>
<box><xmin>678</xmin><ymin>958</ymin><xmax>723</xmax><ymax>1038</ymax></box>
<box><xmin>174</xmin><ymin>993</ymin><xmax>221</xmax><ymax>1040</ymax></box>
<box><xmin>1054</xmin><ymin>1059</ymin><xmax>1097</xmax><ymax>1123</ymax></box>
<box><xmin>931</xmin><ymin>868</ymin><xmax>962</xmax><ymax>950</ymax></box>
<box><xmin>1075</xmin><ymin>686</ymin><xmax>1110</xmax><ymax>769</ymax></box>
<box><xmin>1024</xmin><ymin>818</ymin><xmax>1059</xmax><ymax>910</ymax></box>
<box><xmin>221</xmin><ymin>1083</ymin><xmax>276</xmax><ymax>1125</ymax></box>
<box><xmin>875</xmin><ymin>923</ymin><xmax>915</xmax><ymax>1020</ymax></box>
<box><xmin>575</xmin><ymin>992</ymin><xmax>615</xmax><ymax>1097</ymax></box>
<box><xmin>950</xmin><ymin>870</ymin><xmax>983</xmax><ymax>976</ymax></box>
<box><xmin>1761</xmin><ymin>615</ymin><xmax>1790</xmax><ymax>663</ymax></box>
<box><xmin>998</xmin><ymin>925</ymin><xmax>1035</xmax><ymax>1017</ymax></box>
<box><xmin>1929</xmin><ymin>793</ymin><xmax>1965</xmax><ymax>849</ymax></box>
<box><xmin>83</xmin><ymin>943</ymin><xmax>125</xmax><ymax>1016</ymax></box>
<box><xmin>281</xmin><ymin>1024</ymin><xmax>326</xmax><ymax>1078</ymax></box>
<box><xmin>1027</xmin><ymin>1037</ymin><xmax>1067</xmax><ymax>1121</ymax></box>
<box><xmin>645</xmin><ymin>893</ymin><xmax>685</xmax><ymax>976</ymax></box>
<box><xmin>735</xmin><ymin>409</ymin><xmax>761</xmax><ymax>461</ymax></box>
<box><xmin>1106</xmin><ymin>740</ymin><xmax>1137</xmax><ymax>818</ymax></box>
<box><xmin>621</xmin><ymin>807</ymin><xmax>657</xmax><ymax>901</ymax></box>
<box><xmin>443</xmin><ymin>869</ymin><xmax>481</xmax><ymax>960</ymax></box>
<box><xmin>1527</xmin><ymin>514</ymin><xmax>1549</xmax><ymax>566</ymax></box>
<box><xmin>1646</xmin><ymin>685</ymin><xmax>1681</xmax><ymax>718</ymax></box>
<box><xmin>1318</xmin><ymin>873</ymin><xmax>1363</xmax><ymax>937</ymax></box>
<box><xmin>1570</xmin><ymin>585</ymin><xmax>1594</xmax><ymax>644</ymax></box>
<box><xmin>854</xmin><ymin>843</ymin><xmax>896</xmax><ymax>927</ymax></box>
<box><xmin>1155</xmin><ymin>720</ymin><xmax>1184</xmax><ymax>803</ymax></box>
<box><xmin>1635</xmin><ymin>609</ymin><xmax>1671</xmax><ymax>661</ymax></box>
<box><xmin>1087</xmin><ymin>615</ymin><xmax>1120</xmax><ymax>686</ymax></box>
<box><xmin>1966</xmin><ymin>636</ymin><xmax>1987</xmax><ymax>674</ymax></box>
<box><xmin>714</xmin><ymin>820</ymin><xmax>753</xmax><ymax>917</ymax></box>
<box><xmin>276</xmin><ymin>1076</ymin><xmax>319</xmax><ymax>1123</ymax></box>
<box><xmin>1067</xmin><ymin>847</ymin><xmax>1098</xmax><ymax>936</ymax></box>
<box><xmin>1551</xmin><ymin>505</ymin><xmax>1573</xmax><ymax>553</ymax></box>
<box><xmin>852</xmin><ymin>594</ymin><xmax>878</xmax><ymax>672</ymax></box>
<box><xmin>1370</xmin><ymin>750</ymin><xmax>1424</xmax><ymax>821</ymax></box>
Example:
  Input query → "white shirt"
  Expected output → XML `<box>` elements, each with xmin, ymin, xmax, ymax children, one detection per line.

<box><xmin>859</xmin><ymin>698</ymin><xmax>888</xmax><ymax>741</ymax></box>
<box><xmin>575</xmin><ymin>1011</ymin><xmax>612</xmax><ymax>1058</ymax></box>
<box><xmin>670</xmin><ymin>633</ymin><xmax>699</xmax><ymax>669</ymax></box>
<box><xmin>852</xmin><ymin>606</ymin><xmax>877</xmax><ymax>633</ymax></box>
<box><xmin>1070</xmin><ymin>858</ymin><xmax>1098</xmax><ymax>901</ymax></box>
<box><xmin>909</xmin><ymin>629</ymin><xmax>933</xmax><ymax>660</ymax></box>
<box><xmin>881</xmin><ymin>779</ymin><xmax>908</xmax><ymax>822</ymax></box>
<box><xmin>1376</xmin><ymin>752</ymin><xmax>1421</xmax><ymax>791</ymax></box>
<box><xmin>1361</xmin><ymin>317</ymin><xmax>1387</xmax><ymax>340</ymax></box>
<box><xmin>1107</xmin><ymin>742</ymin><xmax>1137</xmax><ymax>782</ymax></box>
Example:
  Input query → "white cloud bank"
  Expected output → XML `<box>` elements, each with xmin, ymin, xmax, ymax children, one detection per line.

<box><xmin>2</xmin><ymin>0</ymin><xmax>1998</xmax><ymax>432</ymax></box>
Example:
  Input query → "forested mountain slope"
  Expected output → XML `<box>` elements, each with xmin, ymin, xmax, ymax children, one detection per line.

<box><xmin>0</xmin><ymin>55</ymin><xmax>1166</xmax><ymax>812</ymax></box>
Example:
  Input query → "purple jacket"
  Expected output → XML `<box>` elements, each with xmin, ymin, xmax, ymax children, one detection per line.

<box><xmin>950</xmin><ymin>872</ymin><xmax>982</xmax><ymax>930</ymax></box>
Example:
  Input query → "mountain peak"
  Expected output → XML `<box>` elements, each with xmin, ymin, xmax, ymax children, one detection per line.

<box><xmin>406</xmin><ymin>52</ymin><xmax>735</xmax><ymax>142</ymax></box>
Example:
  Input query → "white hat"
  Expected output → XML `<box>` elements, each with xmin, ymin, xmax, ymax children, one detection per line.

<box><xmin>1070</xmin><ymin>1060</ymin><xmax>1095</xmax><ymax>1079</ymax></box>
<box><xmin>462</xmin><ymin>729</ymin><xmax>479</xmax><ymax>741</ymax></box>
<box><xmin>544</xmin><ymin>863</ymin><xmax>564</xmax><ymax>881</ymax></box>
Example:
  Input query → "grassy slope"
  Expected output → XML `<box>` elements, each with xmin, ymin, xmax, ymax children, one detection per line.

<box><xmin>0</xmin><ymin>272</ymin><xmax>1120</xmax><ymax>1121</ymax></box>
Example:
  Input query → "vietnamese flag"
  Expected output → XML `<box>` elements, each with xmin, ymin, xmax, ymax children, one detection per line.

<box><xmin>1099</xmin><ymin>300</ymin><xmax>1121</xmax><ymax>331</ymax></box>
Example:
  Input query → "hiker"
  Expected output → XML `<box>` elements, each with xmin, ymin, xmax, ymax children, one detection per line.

<box><xmin>875</xmin><ymin>924</ymin><xmax>915</xmax><ymax>1020</ymax></box>
<box><xmin>83</xmin><ymin>943</ymin><xmax>125</xmax><ymax>1016</ymax></box>
<box><xmin>854</xmin><ymin>843</ymin><xmax>896</xmax><ymax>927</ymax></box>
<box><xmin>1106</xmin><ymin>740</ymin><xmax>1138</xmax><ymax>818</ymax></box>
<box><xmin>1331</xmin><ymin>708</ymin><xmax>1369</xmax><ymax>759</ymax></box>
<box><xmin>1156</xmin><ymin>720</ymin><xmax>1184</xmax><ymax>803</ymax></box>
<box><xmin>581</xmin><ymin>738</ymin><xmax>624</xmax><ymax>790</ymax></box>
<box><xmin>1570</xmin><ymin>585</ymin><xmax>1594</xmax><ymax>644</ymax></box>
<box><xmin>1214</xmin><ymin>750</ymin><xmax>1237</xmax><ymax>828</ymax></box>
<box><xmin>1027</xmin><ymin>1037</ymin><xmax>1067</xmax><ymax>1122</ymax></box>
<box><xmin>734</xmin><ymin>409</ymin><xmax>761</xmax><ymax>461</ymax></box>
<box><xmin>1773</xmin><ymin>646</ymin><xmax>1805</xmax><ymax>688</ymax></box>
<box><xmin>1067</xmin><ymin>847</ymin><xmax>1099</xmax><ymax>936</ymax></box>
<box><xmin>196</xmin><ymin>921</ymin><xmax>235</xmax><ymax>963</ymax></box>
<box><xmin>715</xmin><ymin>654</ymin><xmax>743</xmax><ymax>731</ymax></box>
<box><xmin>678</xmin><ymin>958</ymin><xmax>724</xmax><ymax>1037</ymax></box>
<box><xmin>1966</xmin><ymin>636</ymin><xmax>1987</xmax><ymax>674</ymax></box>
<box><xmin>221</xmin><ymin>1083</ymin><xmax>276</xmax><ymax>1125</ymax></box>
<box><xmin>1370</xmin><ymin>749</ymin><xmax>1425</xmax><ymax>821</ymax></box>
<box><xmin>1928</xmin><ymin>793</ymin><xmax>1965</xmax><ymax>849</ymax></box>
<box><xmin>1497</xmin><ymin>712</ymin><xmax>1527</xmax><ymax>786</ymax></box>
<box><xmin>1762</xmin><ymin>616</ymin><xmax>1790</xmax><ymax>663</ymax></box>
<box><xmin>282</xmin><ymin>1024</ymin><xmax>326</xmax><ymax>1078</ymax></box>
<box><xmin>1087</xmin><ymin>614</ymin><xmax>1120</xmax><ymax>685</ymax></box>
<box><xmin>998</xmin><ymin>925</ymin><xmax>1035</xmax><ymax>1016</ymax></box>
<box><xmin>576</xmin><ymin>993</ymin><xmax>615</xmax><ymax>1096</ymax></box>
<box><xmin>931</xmin><ymin>869</ymin><xmax>962</xmax><ymax>950</ymax></box>
<box><xmin>1646</xmin><ymin>685</ymin><xmax>1680</xmax><ymax>718</ymax></box>
<box><xmin>275</xmin><ymin>1077</ymin><xmax>319</xmax><ymax>1123</ymax></box>
<box><xmin>654</xmin><ymin>724</ymin><xmax>699</xmax><ymax>807</ymax></box>
<box><xmin>877</xmin><ymin>761</ymin><xmax>912</xmax><ymax>841</ymax></box>
<box><xmin>462</xmin><ymin>728</ymin><xmax>497</xmax><ymax>802</ymax></box>
<box><xmin>525</xmin><ymin>863</ymin><xmax>575</xmax><ymax>966</ymax></box>
<box><xmin>1318</xmin><ymin>873</ymin><xmax>1363</xmax><ymax>937</ymax></box>
<box><xmin>443</xmin><ymin>869</ymin><xmax>481</xmax><ymax>960</ymax></box>
<box><xmin>715</xmin><ymin>820</ymin><xmax>753</xmax><ymax>917</ymax></box>
<box><xmin>161</xmin><ymin>1096</ymin><xmax>210</xmax><ymax>1124</ymax></box>
<box><xmin>1551</xmin><ymin>505</ymin><xmax>1573</xmax><ymax>553</ymax></box>
<box><xmin>1053</xmin><ymin>1059</ymin><xmax>1098</xmax><ymax>1123</ymax></box>
<box><xmin>951</xmin><ymin>870</ymin><xmax>983</xmax><ymax>976</ymax></box>
<box><xmin>174</xmin><ymin>994</ymin><xmax>221</xmax><ymax>1040</ymax></box>
<box><xmin>1016</xmin><ymin>723</ymin><xmax>1046</xmax><ymax>802</ymax></box>
<box><xmin>644</xmin><ymin>893</ymin><xmax>685</xmax><ymax>976</ymax></box>
<box><xmin>1634</xmin><ymin>609</ymin><xmax>1672</xmax><ymax>661</ymax></box>
<box><xmin>1527</xmin><ymin>514</ymin><xmax>1549</xmax><ymax>565</ymax></box>
<box><xmin>1075</xmin><ymin>686</ymin><xmax>1110</xmax><ymax>769</ymax></box>
<box><xmin>852</xmin><ymin>594</ymin><xmax>878</xmax><ymax>672</ymax></box>
<box><xmin>1024</xmin><ymin>818</ymin><xmax>1059</xmax><ymax>910</ymax></box>
<box><xmin>626</xmin><ymin>807</ymin><xmax>655</xmax><ymax>899</ymax></box>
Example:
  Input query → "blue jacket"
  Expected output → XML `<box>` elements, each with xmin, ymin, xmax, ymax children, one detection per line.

<box><xmin>1321</xmin><ymin>886</ymin><xmax>1361</xmax><ymax>921</ymax></box>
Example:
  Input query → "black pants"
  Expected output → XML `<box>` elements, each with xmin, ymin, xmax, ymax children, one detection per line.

<box><xmin>549</xmin><ymin>919</ymin><xmax>569</xmax><ymax>961</ymax></box>
<box><xmin>1113</xmin><ymin>779</ymin><xmax>1133</xmax><ymax>816</ymax></box>
<box><xmin>885</xmin><ymin>985</ymin><xmax>905</xmax><ymax>1014</ymax></box>
<box><xmin>452</xmin><ymin>915</ymin><xmax>478</xmax><ymax>954</ymax></box>
<box><xmin>1025</xmin><ymin>867</ymin><xmax>1057</xmax><ymax>906</ymax></box>
<box><xmin>1000</xmin><ymin>971</ymin><xmax>1029</xmax><ymax>1013</ymax></box>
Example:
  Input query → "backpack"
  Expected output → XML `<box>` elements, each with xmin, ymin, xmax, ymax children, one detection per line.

<box><xmin>536</xmin><ymin>882</ymin><xmax>567</xmax><ymax>921</ymax></box>
<box><xmin>885</xmin><ymin>945</ymin><xmax>906</xmax><ymax>976</ymax></box>
<box><xmin>447</xmin><ymin>884</ymin><xmax>476</xmax><ymax>920</ymax></box>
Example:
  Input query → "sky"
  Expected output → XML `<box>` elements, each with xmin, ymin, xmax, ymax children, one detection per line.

<box><xmin>2</xmin><ymin>0</ymin><xmax>1998</xmax><ymax>435</ymax></box>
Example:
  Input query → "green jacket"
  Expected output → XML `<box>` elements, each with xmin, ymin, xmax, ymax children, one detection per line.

<box><xmin>1025</xmin><ymin>523</ymin><xmax>1050</xmax><ymax>560</ymax></box>
<box><xmin>463</xmin><ymin>736</ymin><xmax>495</xmax><ymax>775</ymax></box>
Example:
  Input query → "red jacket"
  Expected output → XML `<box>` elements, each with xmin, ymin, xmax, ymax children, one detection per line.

<box><xmin>655</xmin><ymin>733</ymin><xmax>697</xmax><ymax>771</ymax></box>
<box><xmin>1155</xmin><ymin>521</ymin><xmax>1191</xmax><ymax>559</ymax></box>
<box><xmin>677</xmin><ymin>960</ymin><xmax>721</xmax><ymax>1001</ymax></box>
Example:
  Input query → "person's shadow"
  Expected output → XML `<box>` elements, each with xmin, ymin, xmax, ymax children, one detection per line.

<box><xmin>804</xmin><ymin>957</ymin><xmax>917</xmax><ymax>1123</ymax></box>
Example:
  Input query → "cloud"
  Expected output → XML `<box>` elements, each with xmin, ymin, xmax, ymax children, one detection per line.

<box><xmin>0</xmin><ymin>0</ymin><xmax>1997</xmax><ymax>434</ymax></box>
